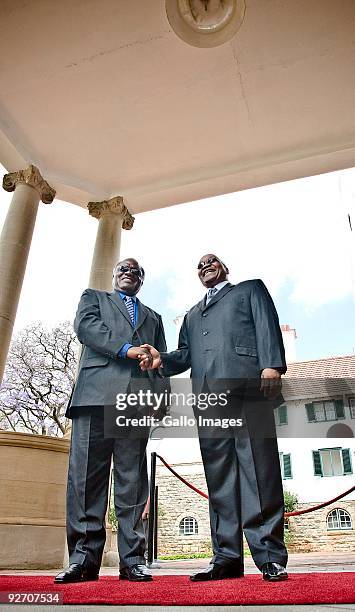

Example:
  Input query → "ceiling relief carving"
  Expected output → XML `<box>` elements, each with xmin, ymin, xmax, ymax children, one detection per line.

<box><xmin>166</xmin><ymin>0</ymin><xmax>246</xmax><ymax>47</ymax></box>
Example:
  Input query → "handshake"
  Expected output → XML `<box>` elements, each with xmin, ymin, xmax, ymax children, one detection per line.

<box><xmin>126</xmin><ymin>344</ymin><xmax>162</xmax><ymax>370</ymax></box>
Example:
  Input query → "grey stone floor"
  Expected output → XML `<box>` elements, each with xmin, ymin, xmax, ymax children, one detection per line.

<box><xmin>2</xmin><ymin>551</ymin><xmax>355</xmax><ymax>576</ymax></box>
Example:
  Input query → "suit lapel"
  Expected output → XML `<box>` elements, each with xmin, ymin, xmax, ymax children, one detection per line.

<box><xmin>135</xmin><ymin>298</ymin><xmax>149</xmax><ymax>332</ymax></box>
<box><xmin>108</xmin><ymin>291</ymin><xmax>132</xmax><ymax>324</ymax></box>
<box><xmin>201</xmin><ymin>283</ymin><xmax>234</xmax><ymax>312</ymax></box>
<box><xmin>108</xmin><ymin>292</ymin><xmax>150</xmax><ymax>332</ymax></box>
<box><xmin>197</xmin><ymin>296</ymin><xmax>206</xmax><ymax>311</ymax></box>
<box><xmin>135</xmin><ymin>299</ymin><xmax>153</xmax><ymax>381</ymax></box>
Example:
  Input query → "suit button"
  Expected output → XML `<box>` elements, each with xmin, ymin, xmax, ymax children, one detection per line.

<box><xmin>202</xmin><ymin>313</ymin><xmax>207</xmax><ymax>317</ymax></box>
<box><xmin>203</xmin><ymin>331</ymin><xmax>208</xmax><ymax>336</ymax></box>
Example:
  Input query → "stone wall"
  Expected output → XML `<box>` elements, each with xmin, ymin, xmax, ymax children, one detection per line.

<box><xmin>155</xmin><ymin>466</ymin><xmax>355</xmax><ymax>557</ymax></box>
<box><xmin>156</xmin><ymin>471</ymin><xmax>212</xmax><ymax>556</ymax></box>
<box><xmin>287</xmin><ymin>501</ymin><xmax>355</xmax><ymax>553</ymax></box>
<box><xmin>0</xmin><ymin>431</ymin><xmax>69</xmax><ymax>569</ymax></box>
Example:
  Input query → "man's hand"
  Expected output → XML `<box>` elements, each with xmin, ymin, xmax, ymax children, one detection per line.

<box><xmin>139</xmin><ymin>344</ymin><xmax>162</xmax><ymax>370</ymax></box>
<box><xmin>127</xmin><ymin>346</ymin><xmax>152</xmax><ymax>366</ymax></box>
<box><xmin>260</xmin><ymin>368</ymin><xmax>282</xmax><ymax>399</ymax></box>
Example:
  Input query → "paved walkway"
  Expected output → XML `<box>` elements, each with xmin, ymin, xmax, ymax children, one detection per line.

<box><xmin>2</xmin><ymin>552</ymin><xmax>354</xmax><ymax>576</ymax></box>
<box><xmin>152</xmin><ymin>552</ymin><xmax>355</xmax><ymax>575</ymax></box>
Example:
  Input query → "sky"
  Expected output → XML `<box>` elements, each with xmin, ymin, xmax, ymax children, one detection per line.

<box><xmin>0</xmin><ymin>163</ymin><xmax>354</xmax><ymax>362</ymax></box>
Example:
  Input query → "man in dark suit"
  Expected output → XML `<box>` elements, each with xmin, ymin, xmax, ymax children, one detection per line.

<box><xmin>141</xmin><ymin>254</ymin><xmax>288</xmax><ymax>582</ymax></box>
<box><xmin>55</xmin><ymin>258</ymin><xmax>168</xmax><ymax>584</ymax></box>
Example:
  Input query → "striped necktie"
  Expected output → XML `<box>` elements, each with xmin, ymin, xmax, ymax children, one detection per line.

<box><xmin>123</xmin><ymin>295</ymin><xmax>135</xmax><ymax>325</ymax></box>
<box><xmin>206</xmin><ymin>287</ymin><xmax>218</xmax><ymax>304</ymax></box>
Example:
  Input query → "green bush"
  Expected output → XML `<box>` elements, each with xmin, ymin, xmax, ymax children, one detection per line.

<box><xmin>109</xmin><ymin>505</ymin><xmax>118</xmax><ymax>531</ymax></box>
<box><xmin>284</xmin><ymin>489</ymin><xmax>298</xmax><ymax>513</ymax></box>
<box><xmin>158</xmin><ymin>552</ymin><xmax>211</xmax><ymax>560</ymax></box>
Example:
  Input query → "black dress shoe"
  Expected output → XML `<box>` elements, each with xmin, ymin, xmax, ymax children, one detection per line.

<box><xmin>190</xmin><ymin>562</ymin><xmax>244</xmax><ymax>582</ymax></box>
<box><xmin>54</xmin><ymin>563</ymin><xmax>99</xmax><ymax>583</ymax></box>
<box><xmin>262</xmin><ymin>562</ymin><xmax>288</xmax><ymax>582</ymax></box>
<box><xmin>119</xmin><ymin>564</ymin><xmax>153</xmax><ymax>582</ymax></box>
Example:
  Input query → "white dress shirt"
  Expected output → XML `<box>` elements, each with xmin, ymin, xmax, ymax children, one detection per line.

<box><xmin>205</xmin><ymin>280</ymin><xmax>229</xmax><ymax>304</ymax></box>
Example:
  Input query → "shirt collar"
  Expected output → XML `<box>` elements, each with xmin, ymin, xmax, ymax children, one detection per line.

<box><xmin>205</xmin><ymin>280</ymin><xmax>229</xmax><ymax>295</ymax></box>
<box><xmin>118</xmin><ymin>291</ymin><xmax>137</xmax><ymax>302</ymax></box>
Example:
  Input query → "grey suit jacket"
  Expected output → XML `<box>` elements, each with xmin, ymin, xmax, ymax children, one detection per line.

<box><xmin>161</xmin><ymin>280</ymin><xmax>286</xmax><ymax>396</ymax></box>
<box><xmin>68</xmin><ymin>288</ymin><xmax>169</xmax><ymax>412</ymax></box>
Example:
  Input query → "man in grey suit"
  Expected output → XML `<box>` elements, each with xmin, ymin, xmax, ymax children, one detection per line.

<box><xmin>141</xmin><ymin>254</ymin><xmax>288</xmax><ymax>582</ymax></box>
<box><xmin>55</xmin><ymin>258</ymin><xmax>168</xmax><ymax>583</ymax></box>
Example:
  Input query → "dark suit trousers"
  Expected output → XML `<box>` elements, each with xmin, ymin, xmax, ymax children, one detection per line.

<box><xmin>66</xmin><ymin>409</ymin><xmax>149</xmax><ymax>569</ymax></box>
<box><xmin>196</xmin><ymin>394</ymin><xmax>287</xmax><ymax>570</ymax></box>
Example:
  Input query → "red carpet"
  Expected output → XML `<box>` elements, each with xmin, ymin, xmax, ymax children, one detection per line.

<box><xmin>0</xmin><ymin>573</ymin><xmax>354</xmax><ymax>606</ymax></box>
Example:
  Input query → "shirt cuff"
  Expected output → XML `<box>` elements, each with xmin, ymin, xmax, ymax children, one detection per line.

<box><xmin>118</xmin><ymin>343</ymin><xmax>133</xmax><ymax>358</ymax></box>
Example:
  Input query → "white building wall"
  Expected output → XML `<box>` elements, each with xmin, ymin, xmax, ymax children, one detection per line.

<box><xmin>277</xmin><ymin>437</ymin><xmax>355</xmax><ymax>503</ymax></box>
<box><xmin>276</xmin><ymin>398</ymin><xmax>354</xmax><ymax>438</ymax></box>
<box><xmin>276</xmin><ymin>398</ymin><xmax>355</xmax><ymax>502</ymax></box>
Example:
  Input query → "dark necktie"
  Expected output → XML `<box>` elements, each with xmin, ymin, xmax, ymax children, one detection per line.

<box><xmin>123</xmin><ymin>295</ymin><xmax>135</xmax><ymax>325</ymax></box>
<box><xmin>206</xmin><ymin>287</ymin><xmax>218</xmax><ymax>304</ymax></box>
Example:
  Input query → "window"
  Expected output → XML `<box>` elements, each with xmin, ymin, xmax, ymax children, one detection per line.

<box><xmin>306</xmin><ymin>400</ymin><xmax>344</xmax><ymax>423</ymax></box>
<box><xmin>279</xmin><ymin>452</ymin><xmax>292</xmax><ymax>479</ymax></box>
<box><xmin>327</xmin><ymin>508</ymin><xmax>352</xmax><ymax>530</ymax></box>
<box><xmin>276</xmin><ymin>405</ymin><xmax>288</xmax><ymax>426</ymax></box>
<box><xmin>312</xmin><ymin>448</ymin><xmax>353</xmax><ymax>477</ymax></box>
<box><xmin>349</xmin><ymin>398</ymin><xmax>355</xmax><ymax>419</ymax></box>
<box><xmin>179</xmin><ymin>516</ymin><xmax>198</xmax><ymax>536</ymax></box>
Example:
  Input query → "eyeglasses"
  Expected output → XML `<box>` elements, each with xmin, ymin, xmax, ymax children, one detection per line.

<box><xmin>197</xmin><ymin>257</ymin><xmax>218</xmax><ymax>270</ymax></box>
<box><xmin>116</xmin><ymin>265</ymin><xmax>143</xmax><ymax>278</ymax></box>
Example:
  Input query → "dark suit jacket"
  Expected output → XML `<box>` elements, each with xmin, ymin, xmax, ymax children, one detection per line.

<box><xmin>67</xmin><ymin>288</ymin><xmax>169</xmax><ymax>413</ymax></box>
<box><xmin>161</xmin><ymin>280</ymin><xmax>286</xmax><ymax>397</ymax></box>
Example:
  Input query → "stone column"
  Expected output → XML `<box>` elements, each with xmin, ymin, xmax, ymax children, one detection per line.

<box><xmin>87</xmin><ymin>196</ymin><xmax>134</xmax><ymax>291</ymax></box>
<box><xmin>0</xmin><ymin>165</ymin><xmax>55</xmax><ymax>382</ymax></box>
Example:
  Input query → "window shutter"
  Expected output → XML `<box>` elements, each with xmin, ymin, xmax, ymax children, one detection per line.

<box><xmin>335</xmin><ymin>400</ymin><xmax>345</xmax><ymax>419</ymax></box>
<box><xmin>278</xmin><ymin>405</ymin><xmax>288</xmax><ymax>425</ymax></box>
<box><xmin>312</xmin><ymin>450</ymin><xmax>323</xmax><ymax>476</ymax></box>
<box><xmin>283</xmin><ymin>453</ymin><xmax>292</xmax><ymax>478</ymax></box>
<box><xmin>342</xmin><ymin>449</ymin><xmax>353</xmax><ymax>475</ymax></box>
<box><xmin>306</xmin><ymin>403</ymin><xmax>315</xmax><ymax>422</ymax></box>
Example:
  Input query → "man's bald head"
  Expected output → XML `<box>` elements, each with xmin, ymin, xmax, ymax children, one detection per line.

<box><xmin>197</xmin><ymin>254</ymin><xmax>229</xmax><ymax>288</ymax></box>
<box><xmin>112</xmin><ymin>258</ymin><xmax>145</xmax><ymax>296</ymax></box>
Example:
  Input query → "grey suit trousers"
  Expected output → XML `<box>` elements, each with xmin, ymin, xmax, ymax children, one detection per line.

<box><xmin>196</xmin><ymin>393</ymin><xmax>288</xmax><ymax>570</ymax></box>
<box><xmin>67</xmin><ymin>409</ymin><xmax>149</xmax><ymax>569</ymax></box>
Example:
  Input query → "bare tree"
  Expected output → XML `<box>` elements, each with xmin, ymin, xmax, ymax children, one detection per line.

<box><xmin>0</xmin><ymin>321</ymin><xmax>79</xmax><ymax>436</ymax></box>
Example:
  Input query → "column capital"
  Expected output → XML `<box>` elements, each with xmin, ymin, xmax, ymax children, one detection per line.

<box><xmin>87</xmin><ymin>196</ymin><xmax>134</xmax><ymax>230</ymax></box>
<box><xmin>2</xmin><ymin>164</ymin><xmax>56</xmax><ymax>204</ymax></box>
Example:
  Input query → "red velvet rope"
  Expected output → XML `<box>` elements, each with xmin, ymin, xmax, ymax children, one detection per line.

<box><xmin>156</xmin><ymin>454</ymin><xmax>209</xmax><ymax>499</ymax></box>
<box><xmin>284</xmin><ymin>485</ymin><xmax>355</xmax><ymax>517</ymax></box>
<box><xmin>156</xmin><ymin>454</ymin><xmax>355</xmax><ymax>517</ymax></box>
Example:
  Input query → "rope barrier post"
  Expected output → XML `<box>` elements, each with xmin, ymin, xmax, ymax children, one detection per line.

<box><xmin>147</xmin><ymin>451</ymin><xmax>157</xmax><ymax>567</ymax></box>
<box><xmin>153</xmin><ymin>485</ymin><xmax>159</xmax><ymax>561</ymax></box>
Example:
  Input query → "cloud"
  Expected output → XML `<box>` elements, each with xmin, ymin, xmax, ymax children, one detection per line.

<box><xmin>123</xmin><ymin>169</ymin><xmax>355</xmax><ymax>314</ymax></box>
